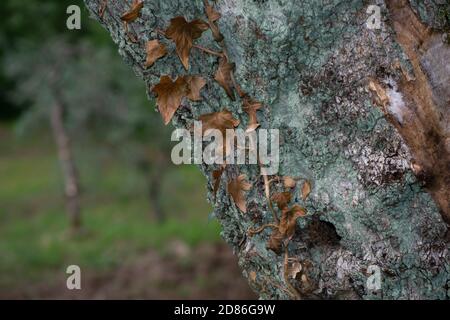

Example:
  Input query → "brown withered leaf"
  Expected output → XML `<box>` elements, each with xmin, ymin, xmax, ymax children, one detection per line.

<box><xmin>212</xmin><ymin>167</ymin><xmax>224</xmax><ymax>199</ymax></box>
<box><xmin>166</xmin><ymin>16</ymin><xmax>209</xmax><ymax>70</ymax></box>
<box><xmin>249</xmin><ymin>270</ymin><xmax>257</xmax><ymax>282</ymax></box>
<box><xmin>198</xmin><ymin>109</ymin><xmax>239</xmax><ymax>157</ymax></box>
<box><xmin>204</xmin><ymin>1</ymin><xmax>223</xmax><ymax>41</ymax></box>
<box><xmin>301</xmin><ymin>180</ymin><xmax>311</xmax><ymax>201</ymax></box>
<box><xmin>152</xmin><ymin>76</ymin><xmax>187</xmax><ymax>125</ymax></box>
<box><xmin>198</xmin><ymin>109</ymin><xmax>240</xmax><ymax>134</ymax></box>
<box><xmin>267</xmin><ymin>206</ymin><xmax>306</xmax><ymax>254</ymax></box>
<box><xmin>205</xmin><ymin>1</ymin><xmax>221</xmax><ymax>22</ymax></box>
<box><xmin>227</xmin><ymin>174</ymin><xmax>252</xmax><ymax>213</ymax></box>
<box><xmin>152</xmin><ymin>75</ymin><xmax>206</xmax><ymax>124</ymax></box>
<box><xmin>283</xmin><ymin>176</ymin><xmax>296</xmax><ymax>189</ymax></box>
<box><xmin>279</xmin><ymin>205</ymin><xmax>306</xmax><ymax>238</ymax></box>
<box><xmin>267</xmin><ymin>229</ymin><xmax>283</xmax><ymax>254</ymax></box>
<box><xmin>185</xmin><ymin>76</ymin><xmax>206</xmax><ymax>101</ymax></box>
<box><xmin>144</xmin><ymin>40</ymin><xmax>167</xmax><ymax>68</ymax></box>
<box><xmin>120</xmin><ymin>0</ymin><xmax>144</xmax><ymax>22</ymax></box>
<box><xmin>242</xmin><ymin>96</ymin><xmax>263</xmax><ymax>131</ymax></box>
<box><xmin>215</xmin><ymin>56</ymin><xmax>235</xmax><ymax>100</ymax></box>
<box><xmin>271</xmin><ymin>192</ymin><xmax>292</xmax><ymax>211</ymax></box>
<box><xmin>267</xmin><ymin>205</ymin><xmax>306</xmax><ymax>254</ymax></box>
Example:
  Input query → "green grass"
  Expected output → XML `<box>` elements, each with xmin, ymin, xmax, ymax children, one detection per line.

<box><xmin>0</xmin><ymin>127</ymin><xmax>219</xmax><ymax>288</ymax></box>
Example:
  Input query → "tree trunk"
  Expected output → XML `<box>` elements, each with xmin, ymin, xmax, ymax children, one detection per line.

<box><xmin>83</xmin><ymin>0</ymin><xmax>449</xmax><ymax>299</ymax></box>
<box><xmin>148</xmin><ymin>176</ymin><xmax>164</xmax><ymax>223</ymax></box>
<box><xmin>147</xmin><ymin>158</ymin><xmax>166</xmax><ymax>223</ymax></box>
<box><xmin>137</xmin><ymin>154</ymin><xmax>167</xmax><ymax>223</ymax></box>
<box><xmin>50</xmin><ymin>100</ymin><xmax>82</xmax><ymax>232</ymax></box>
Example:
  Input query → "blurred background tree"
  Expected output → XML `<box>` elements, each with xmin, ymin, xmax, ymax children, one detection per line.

<box><xmin>0</xmin><ymin>0</ymin><xmax>101</xmax><ymax>230</ymax></box>
<box><xmin>0</xmin><ymin>0</ymin><xmax>106</xmax><ymax>121</ymax></box>
<box><xmin>2</xmin><ymin>0</ymin><xmax>174</xmax><ymax>227</ymax></box>
<box><xmin>5</xmin><ymin>38</ymin><xmax>173</xmax><ymax>227</ymax></box>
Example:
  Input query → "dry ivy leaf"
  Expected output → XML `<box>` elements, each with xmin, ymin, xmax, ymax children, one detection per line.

<box><xmin>198</xmin><ymin>109</ymin><xmax>240</xmax><ymax>134</ymax></box>
<box><xmin>166</xmin><ymin>16</ymin><xmax>209</xmax><ymax>70</ymax></box>
<box><xmin>120</xmin><ymin>0</ymin><xmax>144</xmax><ymax>22</ymax></box>
<box><xmin>144</xmin><ymin>40</ymin><xmax>167</xmax><ymax>68</ymax></box>
<box><xmin>279</xmin><ymin>205</ymin><xmax>306</xmax><ymax>238</ymax></box>
<box><xmin>227</xmin><ymin>174</ymin><xmax>251</xmax><ymax>213</ymax></box>
<box><xmin>205</xmin><ymin>1</ymin><xmax>221</xmax><ymax>22</ymax></box>
<box><xmin>243</xmin><ymin>96</ymin><xmax>262</xmax><ymax>131</ymax></box>
<box><xmin>152</xmin><ymin>75</ymin><xmax>206</xmax><ymax>124</ymax></box>
<box><xmin>185</xmin><ymin>76</ymin><xmax>206</xmax><ymax>101</ymax></box>
<box><xmin>212</xmin><ymin>167</ymin><xmax>224</xmax><ymax>199</ymax></box>
<box><xmin>267</xmin><ymin>229</ymin><xmax>283</xmax><ymax>254</ymax></box>
<box><xmin>204</xmin><ymin>0</ymin><xmax>223</xmax><ymax>41</ymax></box>
<box><xmin>267</xmin><ymin>205</ymin><xmax>305</xmax><ymax>255</ymax></box>
<box><xmin>301</xmin><ymin>180</ymin><xmax>311</xmax><ymax>201</ymax></box>
<box><xmin>215</xmin><ymin>56</ymin><xmax>236</xmax><ymax>100</ymax></box>
<box><xmin>271</xmin><ymin>192</ymin><xmax>292</xmax><ymax>211</ymax></box>
<box><xmin>249</xmin><ymin>270</ymin><xmax>257</xmax><ymax>282</ymax></box>
<box><xmin>198</xmin><ymin>109</ymin><xmax>239</xmax><ymax>157</ymax></box>
<box><xmin>283</xmin><ymin>176</ymin><xmax>296</xmax><ymax>189</ymax></box>
<box><xmin>152</xmin><ymin>76</ymin><xmax>188</xmax><ymax>125</ymax></box>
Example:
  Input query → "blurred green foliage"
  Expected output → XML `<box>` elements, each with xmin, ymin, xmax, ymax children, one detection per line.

<box><xmin>0</xmin><ymin>128</ymin><xmax>218</xmax><ymax>288</ymax></box>
<box><xmin>0</xmin><ymin>0</ymin><xmax>109</xmax><ymax>120</ymax></box>
<box><xmin>0</xmin><ymin>0</ymin><xmax>219</xmax><ymax>292</ymax></box>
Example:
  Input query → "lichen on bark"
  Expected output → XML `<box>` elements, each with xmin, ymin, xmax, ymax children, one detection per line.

<box><xmin>83</xmin><ymin>0</ymin><xmax>449</xmax><ymax>299</ymax></box>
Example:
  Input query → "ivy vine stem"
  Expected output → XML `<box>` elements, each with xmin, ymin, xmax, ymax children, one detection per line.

<box><xmin>154</xmin><ymin>28</ymin><xmax>223</xmax><ymax>57</ymax></box>
<box><xmin>192</xmin><ymin>44</ymin><xmax>223</xmax><ymax>57</ymax></box>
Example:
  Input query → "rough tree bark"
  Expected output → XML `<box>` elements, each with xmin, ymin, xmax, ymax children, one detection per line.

<box><xmin>83</xmin><ymin>0</ymin><xmax>449</xmax><ymax>299</ymax></box>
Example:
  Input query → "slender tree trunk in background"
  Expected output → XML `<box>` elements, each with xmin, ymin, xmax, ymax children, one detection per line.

<box><xmin>50</xmin><ymin>100</ymin><xmax>82</xmax><ymax>232</ymax></box>
<box><xmin>147</xmin><ymin>161</ymin><xmax>166</xmax><ymax>223</ymax></box>
<box><xmin>137</xmin><ymin>154</ymin><xmax>167</xmax><ymax>223</ymax></box>
<box><xmin>84</xmin><ymin>0</ymin><xmax>449</xmax><ymax>299</ymax></box>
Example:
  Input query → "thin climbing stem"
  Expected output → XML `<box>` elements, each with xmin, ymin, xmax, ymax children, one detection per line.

<box><xmin>261</xmin><ymin>165</ymin><xmax>279</xmax><ymax>224</ymax></box>
<box><xmin>193</xmin><ymin>44</ymin><xmax>223</xmax><ymax>57</ymax></box>
<box><xmin>248</xmin><ymin>223</ymin><xmax>279</xmax><ymax>236</ymax></box>
<box><xmin>155</xmin><ymin>28</ymin><xmax>166</xmax><ymax>37</ymax></box>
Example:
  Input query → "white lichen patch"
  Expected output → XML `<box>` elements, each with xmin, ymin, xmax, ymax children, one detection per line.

<box><xmin>383</xmin><ymin>78</ymin><xmax>407</xmax><ymax>125</ymax></box>
<box><xmin>386</xmin><ymin>88</ymin><xmax>406</xmax><ymax>124</ymax></box>
<box><xmin>345</xmin><ymin>136</ymin><xmax>410</xmax><ymax>187</ymax></box>
<box><xmin>218</xmin><ymin>0</ymin><xmax>289</xmax><ymax>38</ymax></box>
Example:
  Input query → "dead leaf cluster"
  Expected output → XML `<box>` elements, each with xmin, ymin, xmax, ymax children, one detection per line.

<box><xmin>152</xmin><ymin>75</ymin><xmax>206</xmax><ymax>124</ymax></box>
